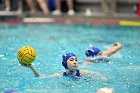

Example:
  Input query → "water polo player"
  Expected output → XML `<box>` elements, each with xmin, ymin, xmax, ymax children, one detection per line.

<box><xmin>82</xmin><ymin>42</ymin><xmax>122</xmax><ymax>66</ymax></box>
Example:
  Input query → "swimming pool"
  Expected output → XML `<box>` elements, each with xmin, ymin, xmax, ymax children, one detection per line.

<box><xmin>0</xmin><ymin>23</ymin><xmax>140</xmax><ymax>93</ymax></box>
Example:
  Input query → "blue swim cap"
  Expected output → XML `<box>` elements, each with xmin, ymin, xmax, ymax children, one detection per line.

<box><xmin>62</xmin><ymin>53</ymin><xmax>76</xmax><ymax>69</ymax></box>
<box><xmin>85</xmin><ymin>47</ymin><xmax>101</xmax><ymax>57</ymax></box>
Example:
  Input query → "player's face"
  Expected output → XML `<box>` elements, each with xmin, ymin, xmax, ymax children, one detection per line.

<box><xmin>67</xmin><ymin>56</ymin><xmax>78</xmax><ymax>71</ymax></box>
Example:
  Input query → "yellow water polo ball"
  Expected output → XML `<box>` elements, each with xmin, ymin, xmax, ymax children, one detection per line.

<box><xmin>17</xmin><ymin>46</ymin><xmax>36</xmax><ymax>64</ymax></box>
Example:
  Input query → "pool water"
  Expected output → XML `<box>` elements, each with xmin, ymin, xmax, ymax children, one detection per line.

<box><xmin>0</xmin><ymin>23</ymin><xmax>140</xmax><ymax>93</ymax></box>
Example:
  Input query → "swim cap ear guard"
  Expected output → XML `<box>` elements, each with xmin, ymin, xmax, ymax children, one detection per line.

<box><xmin>85</xmin><ymin>47</ymin><xmax>101</xmax><ymax>57</ymax></box>
<box><xmin>62</xmin><ymin>53</ymin><xmax>76</xmax><ymax>69</ymax></box>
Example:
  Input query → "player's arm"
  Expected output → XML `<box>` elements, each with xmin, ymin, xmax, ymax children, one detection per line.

<box><xmin>80</xmin><ymin>70</ymin><xmax>106</xmax><ymax>79</ymax></box>
<box><xmin>28</xmin><ymin>64</ymin><xmax>45</xmax><ymax>77</ymax></box>
<box><xmin>80</xmin><ymin>70</ymin><xmax>94</xmax><ymax>75</ymax></box>
<box><xmin>29</xmin><ymin>65</ymin><xmax>63</xmax><ymax>77</ymax></box>
<box><xmin>21</xmin><ymin>63</ymin><xmax>45</xmax><ymax>77</ymax></box>
<box><xmin>100</xmin><ymin>42</ymin><xmax>122</xmax><ymax>56</ymax></box>
<box><xmin>21</xmin><ymin>63</ymin><xmax>63</xmax><ymax>78</ymax></box>
<box><xmin>46</xmin><ymin>73</ymin><xmax>63</xmax><ymax>77</ymax></box>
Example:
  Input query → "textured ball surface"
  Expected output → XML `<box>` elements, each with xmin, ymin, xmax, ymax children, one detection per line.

<box><xmin>17</xmin><ymin>46</ymin><xmax>36</xmax><ymax>64</ymax></box>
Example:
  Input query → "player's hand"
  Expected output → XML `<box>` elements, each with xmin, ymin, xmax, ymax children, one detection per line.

<box><xmin>20</xmin><ymin>63</ymin><xmax>32</xmax><ymax>67</ymax></box>
<box><xmin>113</xmin><ymin>42</ymin><xmax>120</xmax><ymax>46</ymax></box>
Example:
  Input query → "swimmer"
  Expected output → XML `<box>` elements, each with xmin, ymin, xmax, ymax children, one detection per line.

<box><xmin>21</xmin><ymin>53</ymin><xmax>102</xmax><ymax>78</ymax></box>
<box><xmin>82</xmin><ymin>42</ymin><xmax>122</xmax><ymax>66</ymax></box>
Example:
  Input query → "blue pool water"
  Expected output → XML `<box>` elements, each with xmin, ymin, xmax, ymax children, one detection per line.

<box><xmin>0</xmin><ymin>23</ymin><xmax>140</xmax><ymax>93</ymax></box>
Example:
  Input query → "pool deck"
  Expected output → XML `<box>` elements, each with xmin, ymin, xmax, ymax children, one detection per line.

<box><xmin>0</xmin><ymin>11</ymin><xmax>140</xmax><ymax>26</ymax></box>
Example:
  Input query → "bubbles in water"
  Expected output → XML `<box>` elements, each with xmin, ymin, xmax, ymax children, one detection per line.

<box><xmin>0</xmin><ymin>54</ymin><xmax>4</xmax><ymax>58</ymax></box>
<box><xmin>2</xmin><ymin>57</ymin><xmax>7</xmax><ymax>60</ymax></box>
<box><xmin>128</xmin><ymin>63</ymin><xmax>133</xmax><ymax>65</ymax></box>
<box><xmin>89</xmin><ymin>44</ymin><xmax>93</xmax><ymax>47</ymax></box>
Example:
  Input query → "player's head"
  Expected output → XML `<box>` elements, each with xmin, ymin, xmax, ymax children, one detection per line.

<box><xmin>85</xmin><ymin>47</ymin><xmax>101</xmax><ymax>57</ymax></box>
<box><xmin>62</xmin><ymin>53</ymin><xmax>78</xmax><ymax>71</ymax></box>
